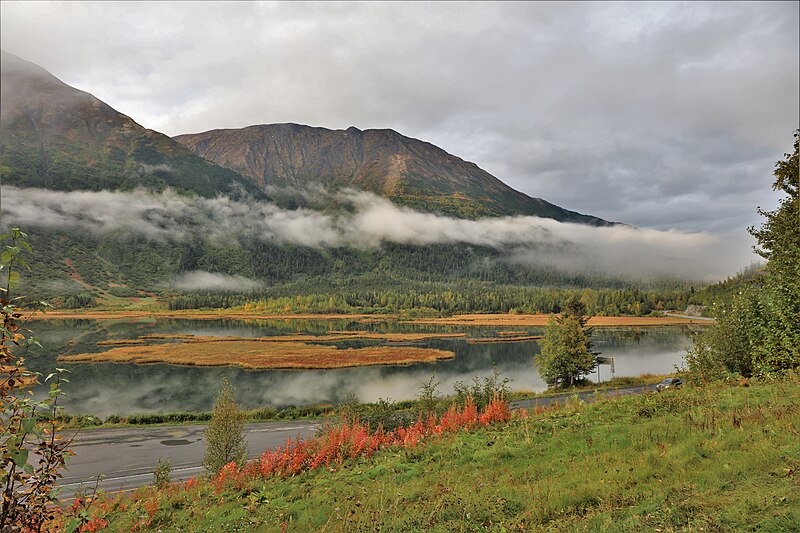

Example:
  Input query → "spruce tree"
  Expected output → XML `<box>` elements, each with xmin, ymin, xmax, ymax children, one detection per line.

<box><xmin>536</xmin><ymin>299</ymin><xmax>598</xmax><ymax>388</ymax></box>
<box><xmin>203</xmin><ymin>378</ymin><xmax>247</xmax><ymax>473</ymax></box>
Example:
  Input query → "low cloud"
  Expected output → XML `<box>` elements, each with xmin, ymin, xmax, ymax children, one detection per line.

<box><xmin>136</xmin><ymin>163</ymin><xmax>173</xmax><ymax>174</ymax></box>
<box><xmin>170</xmin><ymin>271</ymin><xmax>264</xmax><ymax>292</ymax></box>
<box><xmin>2</xmin><ymin>2</ymin><xmax>795</xmax><ymax>232</ymax></box>
<box><xmin>2</xmin><ymin>186</ymin><xmax>756</xmax><ymax>281</ymax></box>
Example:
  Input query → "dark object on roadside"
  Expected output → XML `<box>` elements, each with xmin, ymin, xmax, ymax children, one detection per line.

<box><xmin>656</xmin><ymin>378</ymin><xmax>683</xmax><ymax>392</ymax></box>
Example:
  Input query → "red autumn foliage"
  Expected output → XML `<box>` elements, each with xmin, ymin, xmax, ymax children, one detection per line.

<box><xmin>51</xmin><ymin>396</ymin><xmax>522</xmax><ymax>530</ymax></box>
<box><xmin>225</xmin><ymin>395</ymin><xmax>512</xmax><ymax>488</ymax></box>
<box><xmin>79</xmin><ymin>517</ymin><xmax>109</xmax><ymax>532</ymax></box>
<box><xmin>144</xmin><ymin>498</ymin><xmax>159</xmax><ymax>519</ymax></box>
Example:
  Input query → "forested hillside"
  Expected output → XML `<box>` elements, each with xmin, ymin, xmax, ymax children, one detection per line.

<box><xmin>19</xmin><ymin>227</ymin><xmax>694</xmax><ymax>314</ymax></box>
<box><xmin>0</xmin><ymin>51</ymin><xmax>261</xmax><ymax>198</ymax></box>
<box><xmin>1</xmin><ymin>51</ymin><xmax>710</xmax><ymax>313</ymax></box>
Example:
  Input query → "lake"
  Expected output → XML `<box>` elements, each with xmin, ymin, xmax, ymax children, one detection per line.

<box><xmin>25</xmin><ymin>317</ymin><xmax>697</xmax><ymax>416</ymax></box>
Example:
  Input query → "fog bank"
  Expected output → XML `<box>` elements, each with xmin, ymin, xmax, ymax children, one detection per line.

<box><xmin>2</xmin><ymin>186</ymin><xmax>756</xmax><ymax>281</ymax></box>
<box><xmin>170</xmin><ymin>271</ymin><xmax>264</xmax><ymax>292</ymax></box>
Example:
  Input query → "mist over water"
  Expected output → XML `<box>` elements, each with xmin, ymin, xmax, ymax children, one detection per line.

<box><xmin>3</xmin><ymin>185</ymin><xmax>755</xmax><ymax>281</ymax></box>
<box><xmin>27</xmin><ymin>318</ymin><xmax>694</xmax><ymax>417</ymax></box>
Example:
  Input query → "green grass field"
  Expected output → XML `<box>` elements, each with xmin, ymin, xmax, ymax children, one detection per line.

<box><xmin>68</xmin><ymin>379</ymin><xmax>800</xmax><ymax>532</ymax></box>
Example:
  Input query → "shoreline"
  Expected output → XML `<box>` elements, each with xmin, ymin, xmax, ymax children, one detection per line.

<box><xmin>30</xmin><ymin>310</ymin><xmax>711</xmax><ymax>326</ymax></box>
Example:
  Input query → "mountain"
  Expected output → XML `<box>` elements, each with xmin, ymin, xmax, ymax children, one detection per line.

<box><xmin>175</xmin><ymin>124</ymin><xmax>613</xmax><ymax>224</ymax></box>
<box><xmin>0</xmin><ymin>50</ymin><xmax>261</xmax><ymax>198</ymax></box>
<box><xmin>0</xmin><ymin>52</ymin><xmax>632</xmax><ymax>305</ymax></box>
<box><xmin>1</xmin><ymin>50</ymin><xmax>610</xmax><ymax>225</ymax></box>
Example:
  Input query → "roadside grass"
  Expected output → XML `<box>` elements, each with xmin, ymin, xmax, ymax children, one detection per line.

<box><xmin>506</xmin><ymin>373</ymin><xmax>671</xmax><ymax>401</ymax></box>
<box><xmin>60</xmin><ymin>374</ymin><xmax>674</xmax><ymax>430</ymax></box>
<box><xmin>60</xmin><ymin>404</ymin><xmax>335</xmax><ymax>430</ymax></box>
<box><xmin>64</xmin><ymin>374</ymin><xmax>672</xmax><ymax>430</ymax></box>
<box><xmin>67</xmin><ymin>379</ymin><xmax>799</xmax><ymax>531</ymax></box>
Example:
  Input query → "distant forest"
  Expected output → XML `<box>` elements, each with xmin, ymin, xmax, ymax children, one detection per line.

<box><xmin>166</xmin><ymin>266</ymin><xmax>757</xmax><ymax>316</ymax></box>
<box><xmin>15</xmin><ymin>227</ymin><xmax>752</xmax><ymax>315</ymax></box>
<box><xmin>166</xmin><ymin>283</ymin><xmax>694</xmax><ymax>316</ymax></box>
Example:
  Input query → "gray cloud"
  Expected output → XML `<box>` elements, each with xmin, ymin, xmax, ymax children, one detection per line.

<box><xmin>2</xmin><ymin>186</ymin><xmax>756</xmax><ymax>281</ymax></box>
<box><xmin>170</xmin><ymin>271</ymin><xmax>264</xmax><ymax>292</ymax></box>
<box><xmin>1</xmin><ymin>2</ymin><xmax>797</xmax><ymax>232</ymax></box>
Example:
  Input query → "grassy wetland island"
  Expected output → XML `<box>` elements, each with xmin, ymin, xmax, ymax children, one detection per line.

<box><xmin>2</xmin><ymin>3</ymin><xmax>799</xmax><ymax>531</ymax></box>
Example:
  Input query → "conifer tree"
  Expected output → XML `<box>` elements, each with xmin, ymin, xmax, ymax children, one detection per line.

<box><xmin>203</xmin><ymin>378</ymin><xmax>247</xmax><ymax>473</ymax></box>
<box><xmin>535</xmin><ymin>298</ymin><xmax>597</xmax><ymax>388</ymax></box>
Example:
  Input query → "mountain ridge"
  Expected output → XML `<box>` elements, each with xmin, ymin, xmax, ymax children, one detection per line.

<box><xmin>0</xmin><ymin>50</ymin><xmax>262</xmax><ymax>199</ymax></box>
<box><xmin>1</xmin><ymin>49</ymin><xmax>613</xmax><ymax>225</ymax></box>
<box><xmin>175</xmin><ymin>123</ymin><xmax>615</xmax><ymax>224</ymax></box>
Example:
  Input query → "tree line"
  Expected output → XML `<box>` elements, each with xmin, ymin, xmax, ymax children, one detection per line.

<box><xmin>166</xmin><ymin>283</ymin><xmax>694</xmax><ymax>316</ymax></box>
<box><xmin>16</xmin><ymin>225</ymin><xmax>699</xmax><ymax>309</ymax></box>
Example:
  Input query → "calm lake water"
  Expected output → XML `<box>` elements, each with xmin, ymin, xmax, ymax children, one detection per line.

<box><xmin>25</xmin><ymin>318</ymin><xmax>697</xmax><ymax>417</ymax></box>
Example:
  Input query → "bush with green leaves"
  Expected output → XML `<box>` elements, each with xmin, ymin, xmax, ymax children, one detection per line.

<box><xmin>153</xmin><ymin>457</ymin><xmax>171</xmax><ymax>488</ymax></box>
<box><xmin>686</xmin><ymin>130</ymin><xmax>799</xmax><ymax>379</ymax></box>
<box><xmin>417</xmin><ymin>373</ymin><xmax>443</xmax><ymax>416</ymax></box>
<box><xmin>336</xmin><ymin>392</ymin><xmax>363</xmax><ymax>423</ymax></box>
<box><xmin>684</xmin><ymin>283</ymin><xmax>765</xmax><ymax>380</ymax></box>
<box><xmin>453</xmin><ymin>366</ymin><xmax>511</xmax><ymax>409</ymax></box>
<box><xmin>0</xmin><ymin>228</ymin><xmax>75</xmax><ymax>531</ymax></box>
<box><xmin>748</xmin><ymin>130</ymin><xmax>800</xmax><ymax>374</ymax></box>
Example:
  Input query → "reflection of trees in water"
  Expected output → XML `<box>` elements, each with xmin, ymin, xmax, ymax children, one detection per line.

<box><xmin>590</xmin><ymin>327</ymin><xmax>693</xmax><ymax>351</ymax></box>
<box><xmin>27</xmin><ymin>319</ymin><xmax>690</xmax><ymax>416</ymax></box>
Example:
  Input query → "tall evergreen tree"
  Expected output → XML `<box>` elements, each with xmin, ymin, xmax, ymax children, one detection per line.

<box><xmin>535</xmin><ymin>299</ymin><xmax>598</xmax><ymax>388</ymax></box>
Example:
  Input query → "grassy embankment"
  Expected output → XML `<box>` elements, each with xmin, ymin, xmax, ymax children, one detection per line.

<box><xmin>68</xmin><ymin>380</ymin><xmax>799</xmax><ymax>531</ymax></box>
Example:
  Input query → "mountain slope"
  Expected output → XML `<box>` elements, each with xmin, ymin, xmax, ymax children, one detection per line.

<box><xmin>0</xmin><ymin>51</ymin><xmax>261</xmax><ymax>198</ymax></box>
<box><xmin>175</xmin><ymin>124</ymin><xmax>613</xmax><ymax>224</ymax></box>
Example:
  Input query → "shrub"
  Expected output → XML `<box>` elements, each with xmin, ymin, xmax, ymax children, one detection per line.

<box><xmin>686</xmin><ymin>131</ymin><xmax>800</xmax><ymax>380</ymax></box>
<box><xmin>453</xmin><ymin>367</ymin><xmax>511</xmax><ymax>409</ymax></box>
<box><xmin>1</xmin><ymin>228</ymin><xmax>74</xmax><ymax>530</ymax></box>
<box><xmin>107</xmin><ymin>286</ymin><xmax>140</xmax><ymax>298</ymax></box>
<box><xmin>153</xmin><ymin>457</ymin><xmax>171</xmax><ymax>488</ymax></box>
<box><xmin>221</xmin><ymin>394</ymin><xmax>513</xmax><ymax>486</ymax></box>
<box><xmin>417</xmin><ymin>373</ymin><xmax>443</xmax><ymax>416</ymax></box>
<box><xmin>337</xmin><ymin>392</ymin><xmax>363</xmax><ymax>422</ymax></box>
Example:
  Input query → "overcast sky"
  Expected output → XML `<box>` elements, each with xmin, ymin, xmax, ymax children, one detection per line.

<box><xmin>1</xmin><ymin>1</ymin><xmax>798</xmax><ymax>233</ymax></box>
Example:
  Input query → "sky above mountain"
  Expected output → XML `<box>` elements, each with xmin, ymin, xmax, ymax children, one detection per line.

<box><xmin>1</xmin><ymin>1</ymin><xmax>798</xmax><ymax>234</ymax></box>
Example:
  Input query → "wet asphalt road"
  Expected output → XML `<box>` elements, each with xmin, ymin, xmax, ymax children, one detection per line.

<box><xmin>58</xmin><ymin>420</ymin><xmax>319</xmax><ymax>499</ymax></box>
<box><xmin>58</xmin><ymin>384</ymin><xmax>658</xmax><ymax>499</ymax></box>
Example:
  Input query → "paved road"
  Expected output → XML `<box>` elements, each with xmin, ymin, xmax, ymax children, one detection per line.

<box><xmin>58</xmin><ymin>385</ymin><xmax>658</xmax><ymax>499</ymax></box>
<box><xmin>58</xmin><ymin>420</ymin><xmax>319</xmax><ymax>499</ymax></box>
<box><xmin>662</xmin><ymin>312</ymin><xmax>715</xmax><ymax>322</ymax></box>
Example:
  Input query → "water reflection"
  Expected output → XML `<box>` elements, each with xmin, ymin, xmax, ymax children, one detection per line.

<box><xmin>25</xmin><ymin>319</ymin><xmax>695</xmax><ymax>416</ymax></box>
